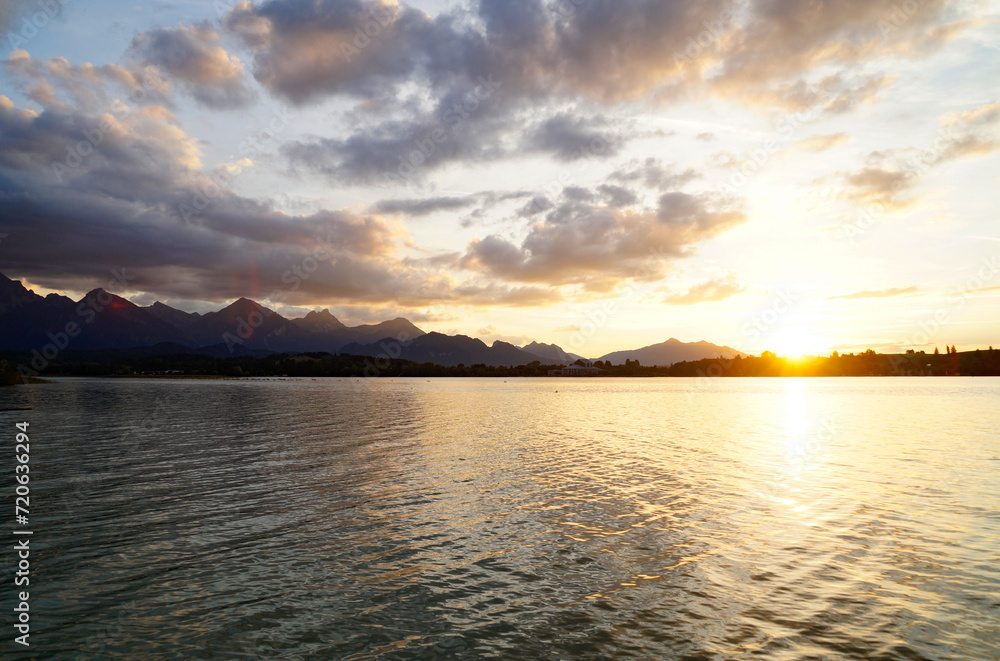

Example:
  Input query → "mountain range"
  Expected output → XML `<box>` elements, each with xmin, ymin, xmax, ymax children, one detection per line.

<box><xmin>597</xmin><ymin>338</ymin><xmax>744</xmax><ymax>366</ymax></box>
<box><xmin>0</xmin><ymin>272</ymin><xmax>743</xmax><ymax>367</ymax></box>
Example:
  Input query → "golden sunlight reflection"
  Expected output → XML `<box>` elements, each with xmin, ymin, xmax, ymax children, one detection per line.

<box><xmin>783</xmin><ymin>378</ymin><xmax>811</xmax><ymax>457</ymax></box>
<box><xmin>34</xmin><ymin>377</ymin><xmax>1000</xmax><ymax>659</ymax></box>
<box><xmin>777</xmin><ymin>378</ymin><xmax>820</xmax><ymax>522</ymax></box>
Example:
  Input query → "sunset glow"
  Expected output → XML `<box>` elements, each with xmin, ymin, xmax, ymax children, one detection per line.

<box><xmin>1</xmin><ymin>0</ymin><xmax>998</xmax><ymax>358</ymax></box>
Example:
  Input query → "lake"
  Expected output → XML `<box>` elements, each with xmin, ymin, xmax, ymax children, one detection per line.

<box><xmin>2</xmin><ymin>377</ymin><xmax>999</xmax><ymax>659</ymax></box>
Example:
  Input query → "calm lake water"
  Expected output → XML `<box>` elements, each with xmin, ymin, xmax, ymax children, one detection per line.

<box><xmin>2</xmin><ymin>377</ymin><xmax>999</xmax><ymax>659</ymax></box>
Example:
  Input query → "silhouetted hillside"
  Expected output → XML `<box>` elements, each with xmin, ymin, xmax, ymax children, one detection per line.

<box><xmin>598</xmin><ymin>338</ymin><xmax>745</xmax><ymax>366</ymax></box>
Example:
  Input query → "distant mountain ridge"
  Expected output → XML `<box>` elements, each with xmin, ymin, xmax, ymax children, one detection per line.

<box><xmin>341</xmin><ymin>332</ymin><xmax>546</xmax><ymax>367</ymax></box>
<box><xmin>290</xmin><ymin>308</ymin><xmax>346</xmax><ymax>333</ymax></box>
<box><xmin>0</xmin><ymin>271</ymin><xmax>426</xmax><ymax>356</ymax></box>
<box><xmin>598</xmin><ymin>338</ymin><xmax>745</xmax><ymax>366</ymax></box>
<box><xmin>520</xmin><ymin>341</ymin><xmax>583</xmax><ymax>364</ymax></box>
<box><xmin>0</xmin><ymin>271</ymin><xmax>745</xmax><ymax>367</ymax></box>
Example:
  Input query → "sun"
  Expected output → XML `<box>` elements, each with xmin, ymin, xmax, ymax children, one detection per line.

<box><xmin>773</xmin><ymin>327</ymin><xmax>823</xmax><ymax>359</ymax></box>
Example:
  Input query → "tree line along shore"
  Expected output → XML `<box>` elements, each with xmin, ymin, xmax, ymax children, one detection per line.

<box><xmin>2</xmin><ymin>347</ymin><xmax>999</xmax><ymax>382</ymax></box>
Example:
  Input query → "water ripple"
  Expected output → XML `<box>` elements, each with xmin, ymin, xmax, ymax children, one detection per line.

<box><xmin>2</xmin><ymin>377</ymin><xmax>998</xmax><ymax>659</ymax></box>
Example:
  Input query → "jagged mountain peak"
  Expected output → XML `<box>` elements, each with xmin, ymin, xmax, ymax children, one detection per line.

<box><xmin>293</xmin><ymin>308</ymin><xmax>347</xmax><ymax>332</ymax></box>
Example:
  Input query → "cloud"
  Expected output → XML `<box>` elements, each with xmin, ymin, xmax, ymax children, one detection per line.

<box><xmin>224</xmin><ymin>0</ymin><xmax>441</xmax><ymax>105</ymax></box>
<box><xmin>663</xmin><ymin>274</ymin><xmax>745</xmax><ymax>305</ymax></box>
<box><xmin>474</xmin><ymin>324</ymin><xmax>532</xmax><ymax>347</ymax></box>
<box><xmin>608</xmin><ymin>158</ymin><xmax>701</xmax><ymax>191</ymax></box>
<box><xmin>712</xmin><ymin>0</ymin><xmax>963</xmax><ymax>109</ymax></box>
<box><xmin>0</xmin><ymin>93</ymin><xmax>559</xmax><ymax>310</ymax></box>
<box><xmin>523</xmin><ymin>112</ymin><xmax>626</xmax><ymax>161</ymax></box>
<box><xmin>596</xmin><ymin>184</ymin><xmax>639</xmax><ymax>208</ymax></box>
<box><xmin>224</xmin><ymin>0</ymin><xmax>717</xmax><ymax>104</ymax></box>
<box><xmin>219</xmin><ymin>0</ymin><xmax>979</xmax><ymax>187</ymax></box>
<box><xmin>3</xmin><ymin>50</ymin><xmax>171</xmax><ymax>112</ymax></box>
<box><xmin>224</xmin><ymin>0</ymin><xmax>974</xmax><ymax>112</ymax></box>
<box><xmin>0</xmin><ymin>1</ymin><xmax>28</xmax><ymax>32</ymax></box>
<box><xmin>837</xmin><ymin>101</ymin><xmax>1000</xmax><ymax>207</ymax></box>
<box><xmin>281</xmin><ymin>75</ymin><xmax>507</xmax><ymax>185</ymax></box>
<box><xmin>128</xmin><ymin>23</ymin><xmax>256</xmax><ymax>109</ymax></box>
<box><xmin>459</xmin><ymin>186</ymin><xmax>745</xmax><ymax>290</ymax></box>
<box><xmin>793</xmin><ymin>133</ymin><xmax>852</xmax><ymax>153</ymax></box>
<box><xmin>0</xmin><ymin>0</ymin><xmax>64</xmax><ymax>33</ymax></box>
<box><xmin>935</xmin><ymin>101</ymin><xmax>1000</xmax><ymax>162</ymax></box>
<box><xmin>452</xmin><ymin>282</ymin><xmax>563</xmax><ymax>307</ymax></box>
<box><xmin>828</xmin><ymin>286</ymin><xmax>921</xmax><ymax>300</ymax></box>
<box><xmin>314</xmin><ymin>304</ymin><xmax>456</xmax><ymax>325</ymax></box>
<box><xmin>371</xmin><ymin>195</ymin><xmax>479</xmax><ymax>217</ymax></box>
<box><xmin>840</xmin><ymin>163</ymin><xmax>919</xmax><ymax>207</ymax></box>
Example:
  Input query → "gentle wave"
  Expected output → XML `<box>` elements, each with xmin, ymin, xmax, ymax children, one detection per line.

<box><xmin>2</xmin><ymin>377</ymin><xmax>998</xmax><ymax>659</ymax></box>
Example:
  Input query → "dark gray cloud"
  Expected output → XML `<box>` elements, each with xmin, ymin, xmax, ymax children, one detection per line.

<box><xmin>459</xmin><ymin>183</ymin><xmax>745</xmax><ymax>290</ymax></box>
<box><xmin>0</xmin><ymin>0</ymin><xmax>64</xmax><ymax>33</ymax></box>
<box><xmin>225</xmin><ymin>0</ymin><xmax>970</xmax><ymax>110</ymax></box>
<box><xmin>128</xmin><ymin>23</ymin><xmax>257</xmax><ymax>109</ymax></box>
<box><xmin>0</xmin><ymin>90</ymin><xmax>604</xmax><ymax>310</ymax></box>
<box><xmin>281</xmin><ymin>74</ymin><xmax>507</xmax><ymax>185</ymax></box>
<box><xmin>0</xmin><ymin>94</ymin><xmax>530</xmax><ymax>308</ymax></box>
<box><xmin>561</xmin><ymin>186</ymin><xmax>594</xmax><ymax>202</ymax></box>
<box><xmin>516</xmin><ymin>195</ymin><xmax>552</xmax><ymax>218</ymax></box>
<box><xmin>523</xmin><ymin>112</ymin><xmax>625</xmax><ymax>161</ymax></box>
<box><xmin>0</xmin><ymin>1</ymin><xmax>27</xmax><ymax>32</ymax></box>
<box><xmin>224</xmin><ymin>0</ymin><xmax>974</xmax><ymax>186</ymax></box>
<box><xmin>224</xmin><ymin>0</ymin><xmax>453</xmax><ymax>104</ymax></box>
<box><xmin>282</xmin><ymin>102</ymin><xmax>630</xmax><ymax>184</ymax></box>
<box><xmin>596</xmin><ymin>184</ymin><xmax>638</xmax><ymax>208</ymax></box>
<box><xmin>609</xmin><ymin>158</ymin><xmax>701</xmax><ymax>191</ymax></box>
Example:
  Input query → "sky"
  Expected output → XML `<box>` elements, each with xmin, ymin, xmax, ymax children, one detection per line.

<box><xmin>0</xmin><ymin>0</ymin><xmax>998</xmax><ymax>358</ymax></box>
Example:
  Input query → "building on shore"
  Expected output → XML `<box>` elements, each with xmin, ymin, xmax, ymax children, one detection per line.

<box><xmin>548</xmin><ymin>363</ymin><xmax>604</xmax><ymax>376</ymax></box>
